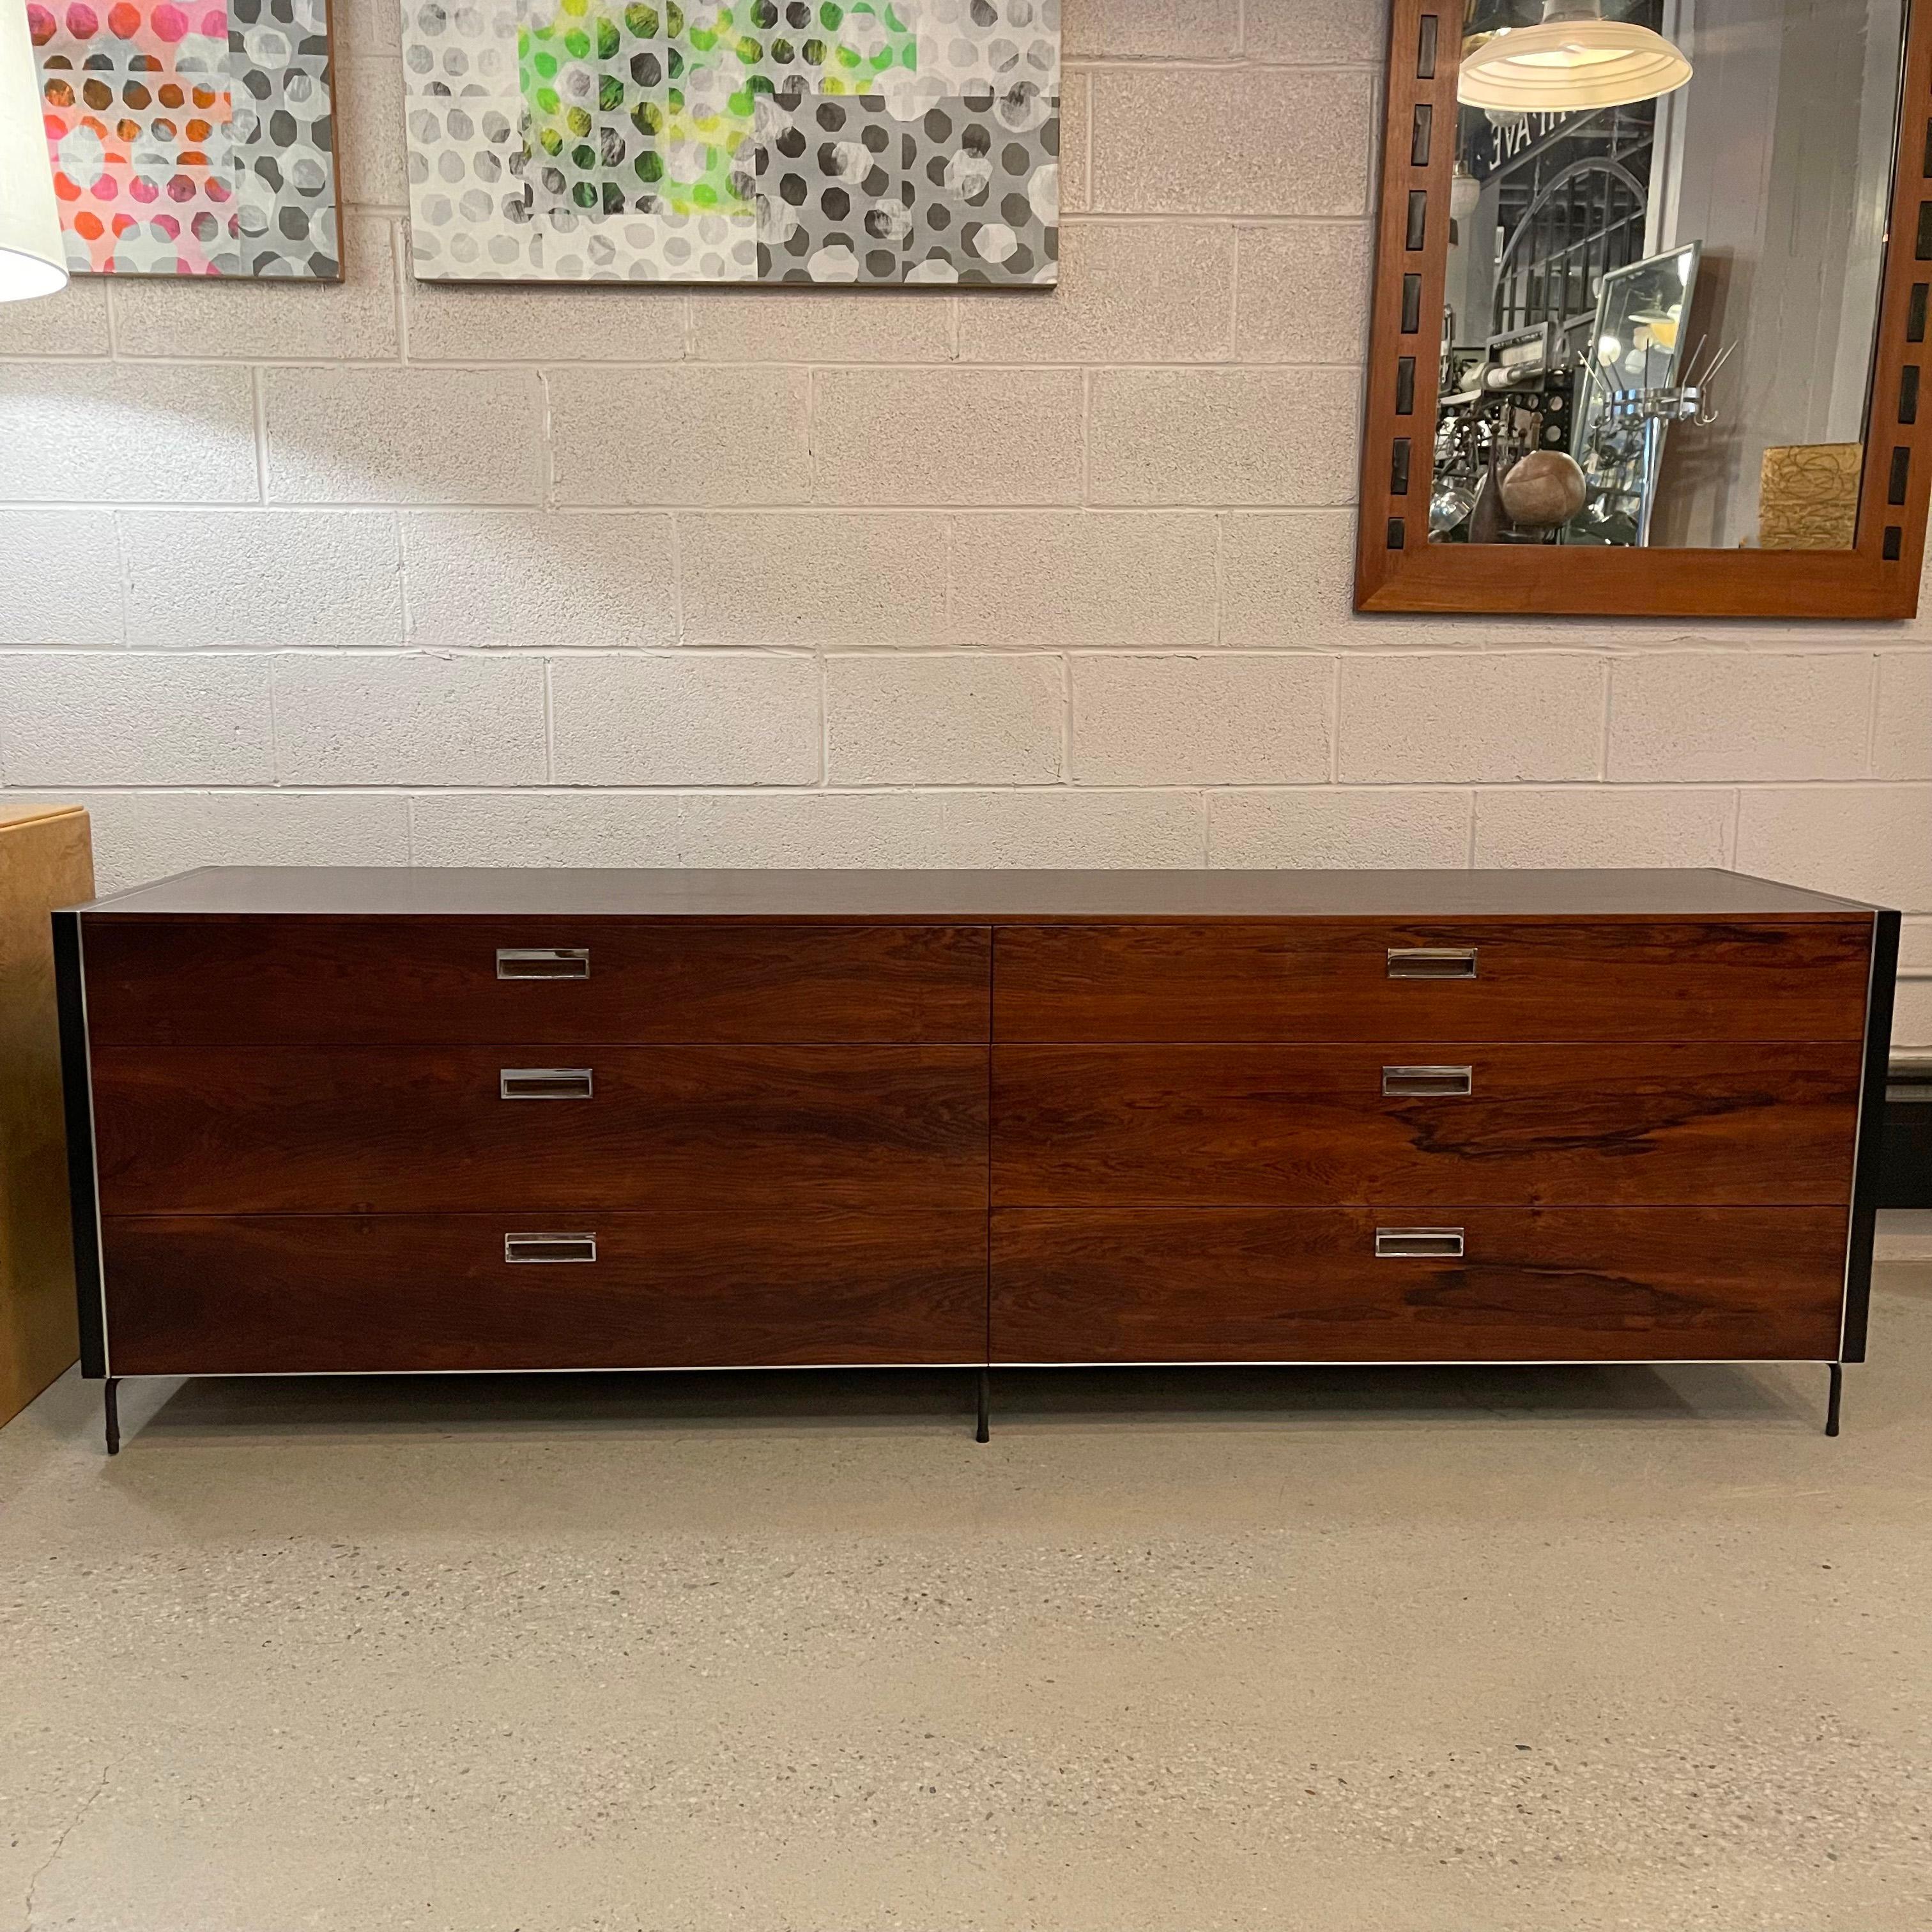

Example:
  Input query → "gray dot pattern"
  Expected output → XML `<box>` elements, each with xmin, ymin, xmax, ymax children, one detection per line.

<box><xmin>401</xmin><ymin>0</ymin><xmax>1057</xmax><ymax>287</ymax></box>
<box><xmin>27</xmin><ymin>0</ymin><xmax>341</xmax><ymax>280</ymax></box>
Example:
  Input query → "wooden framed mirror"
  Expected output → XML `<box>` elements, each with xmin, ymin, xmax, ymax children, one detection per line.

<box><xmin>1356</xmin><ymin>0</ymin><xmax>1932</xmax><ymax>618</ymax></box>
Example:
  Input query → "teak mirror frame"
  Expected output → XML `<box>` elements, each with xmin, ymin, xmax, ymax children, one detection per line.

<box><xmin>1356</xmin><ymin>0</ymin><xmax>1932</xmax><ymax>619</ymax></box>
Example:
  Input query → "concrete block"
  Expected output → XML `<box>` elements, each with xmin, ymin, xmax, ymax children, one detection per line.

<box><xmin>1089</xmin><ymin>369</ymin><xmax>1359</xmax><ymax>506</ymax></box>
<box><xmin>124</xmin><ymin>510</ymin><xmax>404</xmax><ymax>647</ymax></box>
<box><xmin>679</xmin><ymin>512</ymin><xmax>947</xmax><ymax>645</ymax></box>
<box><xmin>1235</xmin><ymin>224</ymin><xmax>1372</xmax><ymax>364</ymax></box>
<box><xmin>956</xmin><ymin>221</ymin><xmax>1234</xmax><ymax>365</ymax></box>
<box><xmin>0</xmin><ymin>514</ymin><xmax>123</xmax><ymax>645</ymax></box>
<box><xmin>410</xmin><ymin>791</ymin><xmax>680</xmax><ymax>866</ymax></box>
<box><xmin>404</xmin><ymin>262</ymin><xmax>685</xmax><ymax>364</ymax></box>
<box><xmin>549</xmin><ymin>367</ymin><xmax>810</xmax><ymax>507</ymax></box>
<box><xmin>0</xmin><ymin>652</ymin><xmax>273</xmax><ymax>785</ymax></box>
<box><xmin>1091</xmin><ymin>69</ymin><xmax>1374</xmax><ymax>215</ymax></box>
<box><xmin>1219</xmin><ymin>511</ymin><xmax>1594</xmax><ymax>653</ymax></box>
<box><xmin>1208</xmin><ymin>788</ymin><xmax>1471</xmax><ymax>867</ymax></box>
<box><xmin>550</xmin><ymin>652</ymin><xmax>820</xmax><ymax>785</ymax></box>
<box><xmin>1735</xmin><ymin>785</ymin><xmax>1932</xmax><ymax>912</ymax></box>
<box><xmin>337</xmin><ymin>55</ymin><xmax>407</xmax><ymax>208</ymax></box>
<box><xmin>689</xmin><ymin>289</ymin><xmax>951</xmax><ymax>364</ymax></box>
<box><xmin>1062</xmin><ymin>0</ymin><xmax>1239</xmax><ymax>59</ymax></box>
<box><xmin>114</xmin><ymin>212</ymin><xmax>400</xmax><ymax>362</ymax></box>
<box><xmin>950</xmin><ymin>511</ymin><xmax>1218</xmax><ymax>648</ymax></box>
<box><xmin>1219</xmin><ymin>510</ymin><xmax>1358</xmax><ymax>641</ymax></box>
<box><xmin>402</xmin><ymin>512</ymin><xmax>675</xmax><ymax>647</ymax></box>
<box><xmin>1243</xmin><ymin>0</ymin><xmax>1389</xmax><ymax>63</ymax></box>
<box><xmin>937</xmin><ymin>788</ymin><xmax>1206</xmax><ymax>864</ymax></box>
<box><xmin>0</xmin><ymin>275</ymin><xmax>110</xmax><ymax>356</ymax></box>
<box><xmin>1608</xmin><ymin>652</ymin><xmax>1874</xmax><ymax>781</ymax></box>
<box><xmin>680</xmin><ymin>791</ymin><xmax>954</xmax><ymax>867</ymax></box>
<box><xmin>813</xmin><ymin>369</ymin><xmax>1084</xmax><ymax>506</ymax></box>
<box><xmin>1071</xmin><ymin>653</ymin><xmax>1331</xmax><ymax>784</ymax></box>
<box><xmin>59</xmin><ymin>790</ymin><xmax>410</xmax><ymax>896</ymax></box>
<box><xmin>1061</xmin><ymin>71</ymin><xmax>1090</xmax><ymax>213</ymax></box>
<box><xmin>1338</xmin><ymin>654</ymin><xmax>1606</xmax><ymax>782</ymax></box>
<box><xmin>0</xmin><ymin>365</ymin><xmax>257</xmax><ymax>503</ymax></box>
<box><xmin>1474</xmin><ymin>786</ymin><xmax>1733</xmax><ymax>868</ymax></box>
<box><xmin>263</xmin><ymin>366</ymin><xmax>544</xmax><ymax>504</ymax></box>
<box><xmin>828</xmin><ymin>654</ymin><xmax>1063</xmax><ymax>786</ymax></box>
<box><xmin>1874</xmin><ymin>654</ymin><xmax>1932</xmax><ymax>779</ymax></box>
<box><xmin>273</xmin><ymin>651</ymin><xmax>546</xmax><ymax>785</ymax></box>
<box><xmin>333</xmin><ymin>0</ymin><xmax>399</xmax><ymax>55</ymax></box>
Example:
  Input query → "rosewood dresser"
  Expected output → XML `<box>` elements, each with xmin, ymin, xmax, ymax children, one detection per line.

<box><xmin>54</xmin><ymin>868</ymin><xmax>1897</xmax><ymax>1452</ymax></box>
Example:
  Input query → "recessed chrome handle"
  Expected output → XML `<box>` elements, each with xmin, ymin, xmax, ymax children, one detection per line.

<box><xmin>499</xmin><ymin>1066</ymin><xmax>594</xmax><ymax>1100</ymax></box>
<box><xmin>496</xmin><ymin>947</ymin><xmax>590</xmax><ymax>980</ymax></box>
<box><xmin>1383</xmin><ymin>1064</ymin><xmax>1474</xmax><ymax>1098</ymax></box>
<box><xmin>504</xmin><ymin>1232</ymin><xmax>597</xmax><ymax>1264</ymax></box>
<box><xmin>1375</xmin><ymin>1226</ymin><xmax>1465</xmax><ymax>1259</ymax></box>
<box><xmin>1387</xmin><ymin>947</ymin><xmax>1478</xmax><ymax>979</ymax></box>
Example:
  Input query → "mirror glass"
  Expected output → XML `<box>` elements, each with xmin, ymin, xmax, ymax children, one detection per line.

<box><xmin>1434</xmin><ymin>0</ymin><xmax>1907</xmax><ymax>551</ymax></box>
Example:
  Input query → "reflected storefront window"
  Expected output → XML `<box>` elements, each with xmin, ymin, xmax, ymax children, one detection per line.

<box><xmin>1434</xmin><ymin>0</ymin><xmax>1905</xmax><ymax>551</ymax></box>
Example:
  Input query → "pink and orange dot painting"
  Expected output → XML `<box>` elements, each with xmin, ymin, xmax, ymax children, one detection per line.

<box><xmin>28</xmin><ymin>0</ymin><xmax>341</xmax><ymax>279</ymax></box>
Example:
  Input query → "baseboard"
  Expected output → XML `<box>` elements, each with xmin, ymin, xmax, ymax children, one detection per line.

<box><xmin>1875</xmin><ymin>1209</ymin><xmax>1932</xmax><ymax>1262</ymax></box>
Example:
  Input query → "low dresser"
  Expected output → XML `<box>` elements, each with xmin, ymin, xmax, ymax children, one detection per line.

<box><xmin>56</xmin><ymin>868</ymin><xmax>1897</xmax><ymax>1450</ymax></box>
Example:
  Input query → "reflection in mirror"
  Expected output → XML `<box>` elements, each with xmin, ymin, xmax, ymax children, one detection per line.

<box><xmin>1433</xmin><ymin>0</ymin><xmax>1906</xmax><ymax>551</ymax></box>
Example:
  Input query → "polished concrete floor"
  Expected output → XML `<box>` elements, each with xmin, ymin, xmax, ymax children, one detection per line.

<box><xmin>4</xmin><ymin>1269</ymin><xmax>1931</xmax><ymax>1932</ymax></box>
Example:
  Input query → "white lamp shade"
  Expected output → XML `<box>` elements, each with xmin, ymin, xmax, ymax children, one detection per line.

<box><xmin>0</xmin><ymin>0</ymin><xmax>68</xmax><ymax>302</ymax></box>
<box><xmin>1458</xmin><ymin>18</ymin><xmax>1693</xmax><ymax>113</ymax></box>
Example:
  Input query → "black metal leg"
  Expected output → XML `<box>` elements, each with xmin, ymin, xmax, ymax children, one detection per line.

<box><xmin>975</xmin><ymin>1367</ymin><xmax>990</xmax><ymax>1444</ymax></box>
<box><xmin>1826</xmin><ymin>1362</ymin><xmax>1843</xmax><ymax>1438</ymax></box>
<box><xmin>103</xmin><ymin>1377</ymin><xmax>121</xmax><ymax>1457</ymax></box>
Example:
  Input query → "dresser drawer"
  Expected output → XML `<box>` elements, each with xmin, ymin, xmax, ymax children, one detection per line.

<box><xmin>102</xmin><ymin>1211</ymin><xmax>988</xmax><ymax>1374</ymax></box>
<box><xmin>993</xmin><ymin>1043</ymin><xmax>1862</xmax><ymax>1207</ymax></box>
<box><xmin>992</xmin><ymin>919</ymin><xmax>1874</xmax><ymax>1043</ymax></box>
<box><xmin>990</xmin><ymin>1207</ymin><xmax>1848</xmax><ymax>1363</ymax></box>
<box><xmin>80</xmin><ymin>916</ymin><xmax>992</xmax><ymax>1046</ymax></box>
<box><xmin>91</xmin><ymin>1045</ymin><xmax>989</xmax><ymax>1215</ymax></box>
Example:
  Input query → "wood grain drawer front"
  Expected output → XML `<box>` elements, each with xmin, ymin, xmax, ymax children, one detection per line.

<box><xmin>990</xmin><ymin>1208</ymin><xmax>1848</xmax><ymax>1363</ymax></box>
<box><xmin>992</xmin><ymin>1043</ymin><xmax>1862</xmax><ymax>1207</ymax></box>
<box><xmin>992</xmin><ymin>919</ymin><xmax>1874</xmax><ymax>1043</ymax></box>
<box><xmin>101</xmin><ymin>1211</ymin><xmax>989</xmax><ymax>1374</ymax></box>
<box><xmin>80</xmin><ymin>917</ymin><xmax>992</xmax><ymax>1046</ymax></box>
<box><xmin>91</xmin><ymin>1045</ymin><xmax>989</xmax><ymax>1215</ymax></box>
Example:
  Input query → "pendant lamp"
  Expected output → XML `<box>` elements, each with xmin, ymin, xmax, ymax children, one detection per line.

<box><xmin>1457</xmin><ymin>0</ymin><xmax>1692</xmax><ymax>112</ymax></box>
<box><xmin>0</xmin><ymin>0</ymin><xmax>68</xmax><ymax>302</ymax></box>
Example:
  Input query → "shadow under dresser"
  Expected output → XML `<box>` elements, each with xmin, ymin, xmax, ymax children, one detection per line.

<box><xmin>53</xmin><ymin>867</ymin><xmax>1898</xmax><ymax>1450</ymax></box>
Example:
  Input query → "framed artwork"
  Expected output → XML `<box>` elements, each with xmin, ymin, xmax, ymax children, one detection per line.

<box><xmin>400</xmin><ymin>0</ymin><xmax>1060</xmax><ymax>285</ymax></box>
<box><xmin>27</xmin><ymin>0</ymin><xmax>341</xmax><ymax>279</ymax></box>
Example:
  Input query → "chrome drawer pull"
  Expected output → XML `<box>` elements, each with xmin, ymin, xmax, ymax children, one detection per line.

<box><xmin>1383</xmin><ymin>1064</ymin><xmax>1473</xmax><ymax>1098</ymax></box>
<box><xmin>1387</xmin><ymin>947</ymin><xmax>1478</xmax><ymax>979</ymax></box>
<box><xmin>504</xmin><ymin>1232</ymin><xmax>597</xmax><ymax>1264</ymax></box>
<box><xmin>1375</xmin><ymin>1227</ymin><xmax>1465</xmax><ymax>1259</ymax></box>
<box><xmin>500</xmin><ymin>1066</ymin><xmax>594</xmax><ymax>1100</ymax></box>
<box><xmin>496</xmin><ymin>947</ymin><xmax>590</xmax><ymax>980</ymax></box>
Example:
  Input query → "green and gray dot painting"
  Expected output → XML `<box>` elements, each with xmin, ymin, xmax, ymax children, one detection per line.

<box><xmin>401</xmin><ymin>0</ymin><xmax>1059</xmax><ymax>282</ymax></box>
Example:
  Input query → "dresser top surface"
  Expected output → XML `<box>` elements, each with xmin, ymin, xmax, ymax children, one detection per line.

<box><xmin>76</xmin><ymin>866</ymin><xmax>1879</xmax><ymax>919</ymax></box>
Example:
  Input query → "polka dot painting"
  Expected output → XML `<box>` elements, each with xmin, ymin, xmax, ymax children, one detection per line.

<box><xmin>28</xmin><ymin>0</ymin><xmax>341</xmax><ymax>277</ymax></box>
<box><xmin>400</xmin><ymin>0</ymin><xmax>1059</xmax><ymax>284</ymax></box>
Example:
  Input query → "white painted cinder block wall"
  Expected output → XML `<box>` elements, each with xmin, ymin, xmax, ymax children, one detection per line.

<box><xmin>0</xmin><ymin>0</ymin><xmax>1927</xmax><ymax>1043</ymax></box>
